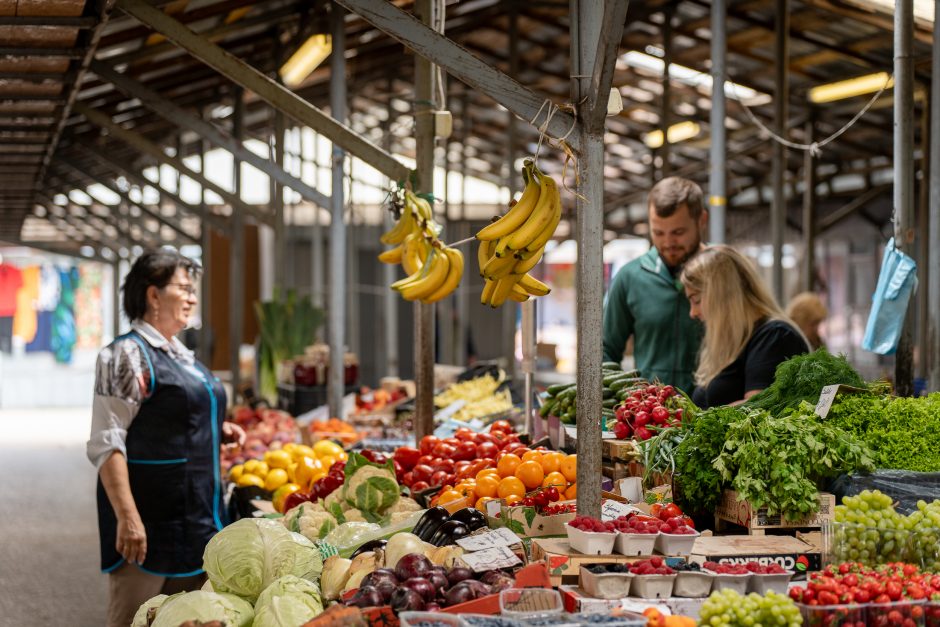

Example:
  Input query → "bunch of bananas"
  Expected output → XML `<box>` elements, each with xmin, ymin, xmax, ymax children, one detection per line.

<box><xmin>378</xmin><ymin>190</ymin><xmax>464</xmax><ymax>304</ymax></box>
<box><xmin>476</xmin><ymin>160</ymin><xmax>558</xmax><ymax>307</ymax></box>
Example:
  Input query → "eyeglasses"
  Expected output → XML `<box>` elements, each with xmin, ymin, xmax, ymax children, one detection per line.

<box><xmin>166</xmin><ymin>283</ymin><xmax>197</xmax><ymax>296</ymax></box>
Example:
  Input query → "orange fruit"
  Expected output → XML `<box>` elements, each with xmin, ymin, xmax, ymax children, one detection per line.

<box><xmin>540</xmin><ymin>452</ymin><xmax>564</xmax><ymax>474</ymax></box>
<box><xmin>515</xmin><ymin>460</ymin><xmax>545</xmax><ymax>490</ymax></box>
<box><xmin>560</xmin><ymin>454</ymin><xmax>577</xmax><ymax>483</ymax></box>
<box><xmin>476</xmin><ymin>496</ymin><xmax>495</xmax><ymax>512</ymax></box>
<box><xmin>476</xmin><ymin>468</ymin><xmax>500</xmax><ymax>481</ymax></box>
<box><xmin>542</xmin><ymin>471</ymin><xmax>567</xmax><ymax>490</ymax></box>
<box><xmin>521</xmin><ymin>450</ymin><xmax>543</xmax><ymax>464</ymax></box>
<box><xmin>565</xmin><ymin>483</ymin><xmax>577</xmax><ymax>499</ymax></box>
<box><xmin>475</xmin><ymin>474</ymin><xmax>500</xmax><ymax>498</ymax></box>
<box><xmin>497</xmin><ymin>476</ymin><xmax>526</xmax><ymax>499</ymax></box>
<box><xmin>497</xmin><ymin>454</ymin><xmax>523</xmax><ymax>478</ymax></box>
<box><xmin>504</xmin><ymin>494</ymin><xmax>523</xmax><ymax>506</ymax></box>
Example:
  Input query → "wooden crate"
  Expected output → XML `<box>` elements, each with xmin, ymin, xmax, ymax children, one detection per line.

<box><xmin>714</xmin><ymin>490</ymin><xmax>835</xmax><ymax>535</ymax></box>
<box><xmin>603</xmin><ymin>438</ymin><xmax>640</xmax><ymax>461</ymax></box>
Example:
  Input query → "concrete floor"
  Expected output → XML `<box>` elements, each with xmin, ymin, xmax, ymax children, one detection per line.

<box><xmin>0</xmin><ymin>407</ymin><xmax>108</xmax><ymax>626</ymax></box>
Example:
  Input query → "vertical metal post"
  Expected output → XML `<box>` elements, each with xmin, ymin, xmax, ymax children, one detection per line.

<box><xmin>708</xmin><ymin>0</ymin><xmax>727</xmax><ymax>244</ymax></box>
<box><xmin>382</xmin><ymin>76</ymin><xmax>399</xmax><ymax>377</ymax></box>
<box><xmin>504</xmin><ymin>1</ymin><xmax>520</xmax><ymax>378</ymax></box>
<box><xmin>199</xmin><ymin>131</ymin><xmax>212</xmax><ymax>365</ymax></box>
<box><xmin>454</xmin><ymin>89</ymin><xmax>470</xmax><ymax>368</ymax></box>
<box><xmin>928</xmin><ymin>0</ymin><xmax>940</xmax><ymax>392</ymax></box>
<box><xmin>802</xmin><ymin>116</ymin><xmax>816</xmax><ymax>293</ymax></box>
<box><xmin>310</xmin><ymin>131</ymin><xmax>325</xmax><ymax>312</ymax></box>
<box><xmin>918</xmin><ymin>89</ymin><xmax>929</xmax><ymax>381</ymax></box>
<box><xmin>230</xmin><ymin>88</ymin><xmax>244</xmax><ymax>398</ymax></box>
<box><xmin>661</xmin><ymin>6</ymin><xmax>673</xmax><ymax>177</ymax></box>
<box><xmin>273</xmin><ymin>110</ymin><xmax>286</xmax><ymax>289</ymax></box>
<box><xmin>413</xmin><ymin>0</ymin><xmax>441</xmax><ymax>439</ymax></box>
<box><xmin>894</xmin><ymin>0</ymin><xmax>915</xmax><ymax>397</ymax></box>
<box><xmin>771</xmin><ymin>0</ymin><xmax>789</xmax><ymax>304</ymax></box>
<box><xmin>329</xmin><ymin>4</ymin><xmax>348</xmax><ymax>418</ymax></box>
<box><xmin>572</xmin><ymin>0</ymin><xmax>603</xmax><ymax>518</ymax></box>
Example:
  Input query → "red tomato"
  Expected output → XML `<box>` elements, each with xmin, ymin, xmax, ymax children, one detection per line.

<box><xmin>454</xmin><ymin>428</ymin><xmax>475</xmax><ymax>441</ymax></box>
<box><xmin>412</xmin><ymin>464</ymin><xmax>434</xmax><ymax>483</ymax></box>
<box><xmin>393</xmin><ymin>460</ymin><xmax>404</xmax><ymax>480</ymax></box>
<box><xmin>473</xmin><ymin>432</ymin><xmax>499</xmax><ymax>446</ymax></box>
<box><xmin>417</xmin><ymin>454</ymin><xmax>435</xmax><ymax>467</ymax></box>
<box><xmin>490</xmin><ymin>420</ymin><xmax>513</xmax><ymax>433</ymax></box>
<box><xmin>443</xmin><ymin>437</ymin><xmax>460</xmax><ymax>447</ymax></box>
<box><xmin>402</xmin><ymin>471</ymin><xmax>413</xmax><ymax>486</ymax></box>
<box><xmin>433</xmin><ymin>458</ymin><xmax>455</xmax><ymax>473</ymax></box>
<box><xmin>430</xmin><ymin>470</ymin><xmax>449</xmax><ymax>487</ymax></box>
<box><xmin>662</xmin><ymin>503</ymin><xmax>683</xmax><ymax>520</ymax></box>
<box><xmin>432</xmin><ymin>442</ymin><xmax>457</xmax><ymax>458</ymax></box>
<box><xmin>394</xmin><ymin>446</ymin><xmax>421</xmax><ymax>471</ymax></box>
<box><xmin>454</xmin><ymin>441</ymin><xmax>478</xmax><ymax>462</ymax></box>
<box><xmin>411</xmin><ymin>480</ymin><xmax>430</xmax><ymax>492</ymax></box>
<box><xmin>419</xmin><ymin>435</ymin><xmax>439</xmax><ymax>456</ymax></box>
<box><xmin>455</xmin><ymin>460</ymin><xmax>472</xmax><ymax>474</ymax></box>
<box><xmin>477</xmin><ymin>441</ymin><xmax>499</xmax><ymax>458</ymax></box>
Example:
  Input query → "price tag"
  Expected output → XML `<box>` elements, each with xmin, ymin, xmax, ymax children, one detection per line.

<box><xmin>814</xmin><ymin>384</ymin><xmax>840</xmax><ymax>418</ymax></box>
<box><xmin>456</xmin><ymin>528</ymin><xmax>522</xmax><ymax>551</ymax></box>
<box><xmin>601</xmin><ymin>499</ymin><xmax>642</xmax><ymax>521</ymax></box>
<box><xmin>459</xmin><ymin>546</ymin><xmax>522</xmax><ymax>572</ymax></box>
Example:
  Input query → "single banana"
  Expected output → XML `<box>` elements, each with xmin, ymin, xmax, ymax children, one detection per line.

<box><xmin>378</xmin><ymin>244</ymin><xmax>403</xmax><ymax>264</ymax></box>
<box><xmin>518</xmin><ymin>273</ymin><xmax>551</xmax><ymax>297</ymax></box>
<box><xmin>482</xmin><ymin>251</ymin><xmax>517</xmax><ymax>281</ymax></box>
<box><xmin>509</xmin><ymin>284</ymin><xmax>530</xmax><ymax>302</ymax></box>
<box><xmin>493</xmin><ymin>234</ymin><xmax>513</xmax><ymax>258</ymax></box>
<box><xmin>480</xmin><ymin>279</ymin><xmax>497</xmax><ymax>305</ymax></box>
<box><xmin>519</xmin><ymin>189</ymin><xmax>561</xmax><ymax>254</ymax></box>
<box><xmin>512</xmin><ymin>246</ymin><xmax>544</xmax><ymax>274</ymax></box>
<box><xmin>475</xmin><ymin>164</ymin><xmax>541</xmax><ymax>241</ymax></box>
<box><xmin>400</xmin><ymin>248</ymin><xmax>451</xmax><ymax>301</ymax></box>
<box><xmin>477</xmin><ymin>238</ymin><xmax>496</xmax><ymax>276</ymax></box>
<box><xmin>423</xmin><ymin>247</ymin><xmax>464</xmax><ymax>303</ymax></box>
<box><xmin>391</xmin><ymin>246</ymin><xmax>434</xmax><ymax>291</ymax></box>
<box><xmin>380</xmin><ymin>200</ymin><xmax>414</xmax><ymax>245</ymax></box>
<box><xmin>489</xmin><ymin>275</ymin><xmax>519</xmax><ymax>307</ymax></box>
<box><xmin>401</xmin><ymin>233</ymin><xmax>429</xmax><ymax>275</ymax></box>
<box><xmin>505</xmin><ymin>174</ymin><xmax>558</xmax><ymax>251</ymax></box>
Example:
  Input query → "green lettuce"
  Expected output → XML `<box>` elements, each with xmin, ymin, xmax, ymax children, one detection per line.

<box><xmin>252</xmin><ymin>575</ymin><xmax>324</xmax><ymax>627</ymax></box>
<box><xmin>150</xmin><ymin>591</ymin><xmax>254</xmax><ymax>627</ymax></box>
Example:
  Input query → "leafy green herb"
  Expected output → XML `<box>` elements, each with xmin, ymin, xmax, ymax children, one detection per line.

<box><xmin>827</xmin><ymin>393</ymin><xmax>940</xmax><ymax>472</ymax></box>
<box><xmin>744</xmin><ymin>349</ymin><xmax>868</xmax><ymax>417</ymax></box>
<box><xmin>674</xmin><ymin>406</ymin><xmax>744</xmax><ymax>513</ymax></box>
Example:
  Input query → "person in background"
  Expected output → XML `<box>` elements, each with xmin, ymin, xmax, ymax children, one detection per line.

<box><xmin>86</xmin><ymin>250</ymin><xmax>246</xmax><ymax>627</ymax></box>
<box><xmin>786</xmin><ymin>291</ymin><xmax>828</xmax><ymax>351</ymax></box>
<box><xmin>602</xmin><ymin>176</ymin><xmax>707</xmax><ymax>393</ymax></box>
<box><xmin>680</xmin><ymin>245</ymin><xmax>810</xmax><ymax>409</ymax></box>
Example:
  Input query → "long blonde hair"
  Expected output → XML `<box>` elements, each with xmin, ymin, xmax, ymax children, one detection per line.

<box><xmin>680</xmin><ymin>245</ymin><xmax>806</xmax><ymax>387</ymax></box>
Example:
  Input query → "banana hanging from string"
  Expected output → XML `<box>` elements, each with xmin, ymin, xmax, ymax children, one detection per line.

<box><xmin>475</xmin><ymin>159</ymin><xmax>561</xmax><ymax>308</ymax></box>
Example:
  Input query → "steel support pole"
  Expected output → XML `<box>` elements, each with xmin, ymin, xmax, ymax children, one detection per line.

<box><xmin>230</xmin><ymin>89</ymin><xmax>244</xmax><ymax>399</ymax></box>
<box><xmin>708</xmin><ymin>0</ymin><xmax>727</xmax><ymax>244</ymax></box>
<box><xmin>802</xmin><ymin>117</ymin><xmax>816</xmax><ymax>293</ymax></box>
<box><xmin>382</xmin><ymin>76</ymin><xmax>399</xmax><ymax>377</ymax></box>
<box><xmin>328</xmin><ymin>4</ymin><xmax>348</xmax><ymax>420</ymax></box>
<box><xmin>504</xmin><ymin>2</ymin><xmax>520</xmax><ymax>379</ymax></box>
<box><xmin>454</xmin><ymin>89</ymin><xmax>470</xmax><ymax>368</ymax></box>
<box><xmin>661</xmin><ymin>6</ymin><xmax>673</xmax><ymax>177</ymax></box>
<box><xmin>918</xmin><ymin>93</ymin><xmax>929</xmax><ymax>381</ymax></box>
<box><xmin>572</xmin><ymin>0</ymin><xmax>604</xmax><ymax>519</ymax></box>
<box><xmin>894</xmin><ymin>0</ymin><xmax>915</xmax><ymax>397</ymax></box>
<box><xmin>310</xmin><ymin>131</ymin><xmax>325</xmax><ymax>313</ymax></box>
<box><xmin>199</xmin><ymin>132</ymin><xmax>212</xmax><ymax>365</ymax></box>
<box><xmin>413</xmin><ymin>0</ymin><xmax>440</xmax><ymax>440</ymax></box>
<box><xmin>771</xmin><ymin>0</ymin><xmax>789</xmax><ymax>304</ymax></box>
<box><xmin>273</xmin><ymin>109</ymin><xmax>286</xmax><ymax>288</ymax></box>
<box><xmin>928</xmin><ymin>0</ymin><xmax>940</xmax><ymax>392</ymax></box>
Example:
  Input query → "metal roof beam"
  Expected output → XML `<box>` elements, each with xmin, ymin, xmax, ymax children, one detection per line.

<box><xmin>90</xmin><ymin>60</ymin><xmax>331</xmax><ymax>209</ymax></box>
<box><xmin>0</xmin><ymin>16</ymin><xmax>98</xmax><ymax>27</ymax></box>
<box><xmin>73</xmin><ymin>101</ymin><xmax>257</xmax><ymax>229</ymax></box>
<box><xmin>64</xmin><ymin>154</ymin><xmax>200</xmax><ymax>243</ymax></box>
<box><xmin>4</xmin><ymin>236</ymin><xmax>111</xmax><ymax>263</ymax></box>
<box><xmin>116</xmin><ymin>0</ymin><xmax>412</xmax><ymax>183</ymax></box>
<box><xmin>44</xmin><ymin>186</ymin><xmax>144</xmax><ymax>248</ymax></box>
<box><xmin>36</xmin><ymin>196</ymin><xmax>122</xmax><ymax>252</ymax></box>
<box><xmin>48</xmin><ymin>165</ymin><xmax>158</xmax><ymax>238</ymax></box>
<box><xmin>335</xmin><ymin>0</ymin><xmax>580</xmax><ymax>151</ymax></box>
<box><xmin>584</xmin><ymin>1</ymin><xmax>629</xmax><ymax>133</ymax></box>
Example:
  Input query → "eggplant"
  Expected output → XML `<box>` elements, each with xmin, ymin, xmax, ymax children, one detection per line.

<box><xmin>350</xmin><ymin>538</ymin><xmax>387</xmax><ymax>559</ymax></box>
<box><xmin>414</xmin><ymin>506</ymin><xmax>451</xmax><ymax>542</ymax></box>
<box><xmin>449</xmin><ymin>507</ymin><xmax>487</xmax><ymax>531</ymax></box>
<box><xmin>429</xmin><ymin>520</ymin><xmax>469</xmax><ymax>547</ymax></box>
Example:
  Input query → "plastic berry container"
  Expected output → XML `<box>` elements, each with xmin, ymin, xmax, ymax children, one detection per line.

<box><xmin>566</xmin><ymin>523</ymin><xmax>617</xmax><ymax>555</ymax></box>
<box><xmin>673</xmin><ymin>570</ymin><xmax>715</xmax><ymax>598</ymax></box>
<box><xmin>400</xmin><ymin>613</ymin><xmax>470</xmax><ymax>627</ymax></box>
<box><xmin>747</xmin><ymin>570</ymin><xmax>794</xmax><ymax>595</ymax></box>
<box><xmin>499</xmin><ymin>588</ymin><xmax>565</xmax><ymax>619</ymax></box>
<box><xmin>867</xmin><ymin>600</ymin><xmax>926</xmax><ymax>627</ymax></box>
<box><xmin>614</xmin><ymin>531</ymin><xmax>658</xmax><ymax>556</ymax></box>
<box><xmin>703</xmin><ymin>569</ymin><xmax>751</xmax><ymax>595</ymax></box>
<box><xmin>654</xmin><ymin>529</ymin><xmax>700</xmax><ymax>556</ymax></box>
<box><xmin>579</xmin><ymin>565</ymin><xmax>633</xmax><ymax>600</ymax></box>
<box><xmin>629</xmin><ymin>573</ymin><xmax>677</xmax><ymax>599</ymax></box>
<box><xmin>796</xmin><ymin>602</ymin><xmax>866</xmax><ymax>627</ymax></box>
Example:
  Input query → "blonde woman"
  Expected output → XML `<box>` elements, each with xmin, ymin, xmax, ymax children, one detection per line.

<box><xmin>680</xmin><ymin>245</ymin><xmax>810</xmax><ymax>408</ymax></box>
<box><xmin>786</xmin><ymin>291</ymin><xmax>828</xmax><ymax>350</ymax></box>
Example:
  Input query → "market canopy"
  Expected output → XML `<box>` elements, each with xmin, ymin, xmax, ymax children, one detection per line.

<box><xmin>0</xmin><ymin>0</ymin><xmax>934</xmax><ymax>258</ymax></box>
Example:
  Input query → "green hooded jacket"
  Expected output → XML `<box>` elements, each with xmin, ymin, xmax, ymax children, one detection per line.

<box><xmin>602</xmin><ymin>247</ymin><xmax>704</xmax><ymax>394</ymax></box>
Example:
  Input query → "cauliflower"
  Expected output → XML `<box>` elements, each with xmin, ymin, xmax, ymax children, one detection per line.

<box><xmin>344</xmin><ymin>464</ymin><xmax>399</xmax><ymax>513</ymax></box>
<box><xmin>387</xmin><ymin>497</ymin><xmax>421</xmax><ymax>513</ymax></box>
<box><xmin>296</xmin><ymin>508</ymin><xmax>337</xmax><ymax>541</ymax></box>
<box><xmin>341</xmin><ymin>509</ymin><xmax>366</xmax><ymax>523</ymax></box>
<box><xmin>283</xmin><ymin>502</ymin><xmax>326</xmax><ymax>531</ymax></box>
<box><xmin>390</xmin><ymin>511</ymin><xmax>420</xmax><ymax>525</ymax></box>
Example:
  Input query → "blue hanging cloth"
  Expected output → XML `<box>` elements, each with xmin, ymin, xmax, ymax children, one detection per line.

<box><xmin>861</xmin><ymin>238</ymin><xmax>918</xmax><ymax>355</ymax></box>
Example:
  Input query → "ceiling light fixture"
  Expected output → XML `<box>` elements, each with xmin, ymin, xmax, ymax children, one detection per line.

<box><xmin>808</xmin><ymin>71</ymin><xmax>893</xmax><ymax>103</ymax></box>
<box><xmin>280</xmin><ymin>34</ymin><xmax>332</xmax><ymax>88</ymax></box>
<box><xmin>643</xmin><ymin>121</ymin><xmax>701</xmax><ymax>149</ymax></box>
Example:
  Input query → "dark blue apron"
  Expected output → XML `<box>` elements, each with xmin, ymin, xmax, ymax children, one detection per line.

<box><xmin>96</xmin><ymin>331</ymin><xmax>226</xmax><ymax>577</ymax></box>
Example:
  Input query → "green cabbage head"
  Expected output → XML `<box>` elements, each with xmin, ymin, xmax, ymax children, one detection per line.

<box><xmin>150</xmin><ymin>590</ymin><xmax>254</xmax><ymax>627</ymax></box>
<box><xmin>202</xmin><ymin>518</ymin><xmax>323</xmax><ymax>602</ymax></box>
<box><xmin>253</xmin><ymin>575</ymin><xmax>324</xmax><ymax>627</ymax></box>
<box><xmin>131</xmin><ymin>593</ymin><xmax>168</xmax><ymax>627</ymax></box>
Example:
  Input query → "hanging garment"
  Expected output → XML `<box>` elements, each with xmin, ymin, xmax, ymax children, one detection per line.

<box><xmin>37</xmin><ymin>264</ymin><xmax>61</xmax><ymax>312</ymax></box>
<box><xmin>0</xmin><ymin>264</ymin><xmax>23</xmax><ymax>317</ymax></box>
<box><xmin>26</xmin><ymin>310</ymin><xmax>53</xmax><ymax>353</ymax></box>
<box><xmin>0</xmin><ymin>316</ymin><xmax>13</xmax><ymax>353</ymax></box>
<box><xmin>862</xmin><ymin>238</ymin><xmax>919</xmax><ymax>355</ymax></box>
<box><xmin>13</xmin><ymin>265</ymin><xmax>40</xmax><ymax>342</ymax></box>
<box><xmin>51</xmin><ymin>267</ymin><xmax>79</xmax><ymax>364</ymax></box>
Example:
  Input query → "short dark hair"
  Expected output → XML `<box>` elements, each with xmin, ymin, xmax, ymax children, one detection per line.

<box><xmin>649</xmin><ymin>176</ymin><xmax>705</xmax><ymax>219</ymax></box>
<box><xmin>123</xmin><ymin>249</ymin><xmax>200</xmax><ymax>321</ymax></box>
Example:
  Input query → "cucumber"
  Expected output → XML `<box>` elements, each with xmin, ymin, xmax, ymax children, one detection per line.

<box><xmin>616</xmin><ymin>388</ymin><xmax>631</xmax><ymax>401</ymax></box>
<box><xmin>603</xmin><ymin>397</ymin><xmax>618</xmax><ymax>409</ymax></box>
<box><xmin>602</xmin><ymin>373</ymin><xmax>626</xmax><ymax>386</ymax></box>
<box><xmin>602</xmin><ymin>361</ymin><xmax>622</xmax><ymax>370</ymax></box>
<box><xmin>547</xmin><ymin>382</ymin><xmax>575</xmax><ymax>396</ymax></box>
<box><xmin>602</xmin><ymin>408</ymin><xmax>616</xmax><ymax>419</ymax></box>
<box><xmin>602</xmin><ymin>387</ymin><xmax>614</xmax><ymax>399</ymax></box>
<box><xmin>558</xmin><ymin>387</ymin><xmax>578</xmax><ymax>402</ymax></box>
<box><xmin>610</xmin><ymin>377</ymin><xmax>646</xmax><ymax>392</ymax></box>
<box><xmin>539</xmin><ymin>399</ymin><xmax>555</xmax><ymax>417</ymax></box>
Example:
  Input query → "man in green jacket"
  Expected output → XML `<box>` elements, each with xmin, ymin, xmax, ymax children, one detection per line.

<box><xmin>603</xmin><ymin>177</ymin><xmax>707</xmax><ymax>393</ymax></box>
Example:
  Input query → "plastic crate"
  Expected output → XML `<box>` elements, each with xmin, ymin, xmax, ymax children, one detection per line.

<box><xmin>797</xmin><ymin>602</ymin><xmax>865</xmax><ymax>627</ymax></box>
<box><xmin>499</xmin><ymin>588</ymin><xmax>564</xmax><ymax>618</ymax></box>
<box><xmin>575</xmin><ymin>613</ymin><xmax>647</xmax><ymax>627</ymax></box>
<box><xmin>400</xmin><ymin>613</ymin><xmax>468</xmax><ymax>627</ymax></box>
<box><xmin>926</xmin><ymin>601</ymin><xmax>940</xmax><ymax>627</ymax></box>
<box><xmin>460</xmin><ymin>615</ymin><xmax>523</xmax><ymax>627</ymax></box>
<box><xmin>867</xmin><ymin>600</ymin><xmax>926</xmax><ymax>627</ymax></box>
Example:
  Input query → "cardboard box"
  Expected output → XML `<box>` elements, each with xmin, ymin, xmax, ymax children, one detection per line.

<box><xmin>690</xmin><ymin>534</ymin><xmax>822</xmax><ymax>576</ymax></box>
<box><xmin>559</xmin><ymin>586</ymin><xmax>704</xmax><ymax>619</ymax></box>
<box><xmin>603</xmin><ymin>439</ymin><xmax>641</xmax><ymax>461</ymax></box>
<box><xmin>716</xmin><ymin>490</ymin><xmax>835</xmax><ymax>531</ymax></box>
<box><xmin>488</xmin><ymin>501</ymin><xmax>576</xmax><ymax>538</ymax></box>
<box><xmin>531</xmin><ymin>537</ymin><xmax>641</xmax><ymax>586</ymax></box>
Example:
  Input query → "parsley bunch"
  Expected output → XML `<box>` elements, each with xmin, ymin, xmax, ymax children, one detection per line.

<box><xmin>674</xmin><ymin>406</ymin><xmax>743</xmax><ymax>513</ymax></box>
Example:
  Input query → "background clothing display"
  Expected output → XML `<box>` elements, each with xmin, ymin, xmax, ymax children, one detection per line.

<box><xmin>51</xmin><ymin>267</ymin><xmax>79</xmax><ymax>364</ymax></box>
<box><xmin>0</xmin><ymin>316</ymin><xmax>13</xmax><ymax>354</ymax></box>
<box><xmin>13</xmin><ymin>265</ymin><xmax>40</xmax><ymax>343</ymax></box>
<box><xmin>0</xmin><ymin>264</ymin><xmax>23</xmax><ymax>317</ymax></box>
